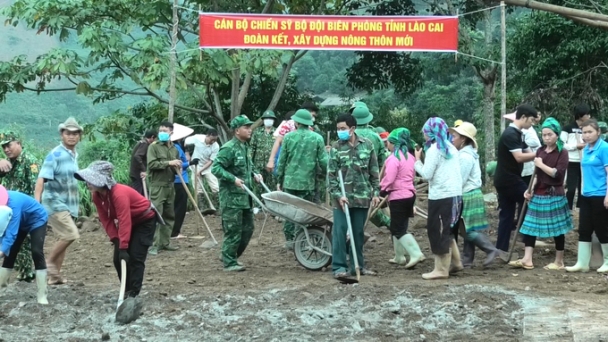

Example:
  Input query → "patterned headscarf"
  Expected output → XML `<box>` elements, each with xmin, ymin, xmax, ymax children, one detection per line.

<box><xmin>388</xmin><ymin>128</ymin><xmax>415</xmax><ymax>160</ymax></box>
<box><xmin>541</xmin><ymin>117</ymin><xmax>563</xmax><ymax>152</ymax></box>
<box><xmin>422</xmin><ymin>117</ymin><xmax>452</xmax><ymax>159</ymax></box>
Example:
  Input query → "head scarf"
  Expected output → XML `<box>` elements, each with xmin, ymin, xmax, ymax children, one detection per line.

<box><xmin>541</xmin><ymin>117</ymin><xmax>563</xmax><ymax>152</ymax></box>
<box><xmin>388</xmin><ymin>128</ymin><xmax>415</xmax><ymax>160</ymax></box>
<box><xmin>422</xmin><ymin>117</ymin><xmax>452</xmax><ymax>159</ymax></box>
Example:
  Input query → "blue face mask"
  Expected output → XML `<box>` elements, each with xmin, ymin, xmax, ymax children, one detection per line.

<box><xmin>337</xmin><ymin>130</ymin><xmax>350</xmax><ymax>141</ymax></box>
<box><xmin>158</xmin><ymin>132</ymin><xmax>170</xmax><ymax>142</ymax></box>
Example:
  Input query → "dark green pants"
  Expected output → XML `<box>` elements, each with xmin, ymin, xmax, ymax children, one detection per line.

<box><xmin>221</xmin><ymin>207</ymin><xmax>254</xmax><ymax>268</ymax></box>
<box><xmin>332</xmin><ymin>207</ymin><xmax>368</xmax><ymax>274</ymax></box>
<box><xmin>283</xmin><ymin>189</ymin><xmax>314</xmax><ymax>241</ymax></box>
<box><xmin>150</xmin><ymin>184</ymin><xmax>175</xmax><ymax>249</ymax></box>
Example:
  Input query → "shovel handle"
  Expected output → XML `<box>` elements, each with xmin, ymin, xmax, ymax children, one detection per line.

<box><xmin>339</xmin><ymin>171</ymin><xmax>360</xmax><ymax>281</ymax></box>
<box><xmin>175</xmin><ymin>169</ymin><xmax>218</xmax><ymax>244</ymax></box>
<box><xmin>117</xmin><ymin>259</ymin><xmax>127</xmax><ymax>310</ymax></box>
<box><xmin>507</xmin><ymin>168</ymin><xmax>537</xmax><ymax>262</ymax></box>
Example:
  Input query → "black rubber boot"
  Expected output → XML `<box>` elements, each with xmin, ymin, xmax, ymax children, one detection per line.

<box><xmin>473</xmin><ymin>233</ymin><xmax>499</xmax><ymax>266</ymax></box>
<box><xmin>462</xmin><ymin>240</ymin><xmax>475</xmax><ymax>268</ymax></box>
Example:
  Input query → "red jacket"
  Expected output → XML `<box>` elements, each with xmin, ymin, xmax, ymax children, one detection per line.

<box><xmin>93</xmin><ymin>184</ymin><xmax>155</xmax><ymax>249</ymax></box>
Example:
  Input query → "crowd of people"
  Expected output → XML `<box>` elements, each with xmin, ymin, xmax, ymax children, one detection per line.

<box><xmin>1</xmin><ymin>100</ymin><xmax>608</xmax><ymax>302</ymax></box>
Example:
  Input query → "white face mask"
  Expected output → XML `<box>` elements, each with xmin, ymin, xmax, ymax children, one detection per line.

<box><xmin>263</xmin><ymin>119</ymin><xmax>274</xmax><ymax>127</ymax></box>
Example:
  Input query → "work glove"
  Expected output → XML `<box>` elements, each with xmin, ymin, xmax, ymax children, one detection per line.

<box><xmin>190</xmin><ymin>158</ymin><xmax>200</xmax><ymax>166</ymax></box>
<box><xmin>119</xmin><ymin>249</ymin><xmax>130</xmax><ymax>263</ymax></box>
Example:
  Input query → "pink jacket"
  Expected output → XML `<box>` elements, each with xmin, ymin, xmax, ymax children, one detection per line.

<box><xmin>380</xmin><ymin>150</ymin><xmax>416</xmax><ymax>201</ymax></box>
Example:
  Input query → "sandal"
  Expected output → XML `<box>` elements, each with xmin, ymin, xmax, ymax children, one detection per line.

<box><xmin>508</xmin><ymin>259</ymin><xmax>534</xmax><ymax>270</ymax></box>
<box><xmin>543</xmin><ymin>263</ymin><xmax>565</xmax><ymax>270</ymax></box>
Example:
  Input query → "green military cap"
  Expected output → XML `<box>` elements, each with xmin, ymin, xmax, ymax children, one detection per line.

<box><xmin>375</xmin><ymin>126</ymin><xmax>386</xmax><ymax>134</ymax></box>
<box><xmin>230</xmin><ymin>115</ymin><xmax>254</xmax><ymax>129</ymax></box>
<box><xmin>261</xmin><ymin>110</ymin><xmax>276</xmax><ymax>119</ymax></box>
<box><xmin>598</xmin><ymin>121</ymin><xmax>608</xmax><ymax>133</ymax></box>
<box><xmin>0</xmin><ymin>132</ymin><xmax>19</xmax><ymax>146</ymax></box>
<box><xmin>351</xmin><ymin>106</ymin><xmax>373</xmax><ymax>125</ymax></box>
<box><xmin>291</xmin><ymin>109</ymin><xmax>314</xmax><ymax>126</ymax></box>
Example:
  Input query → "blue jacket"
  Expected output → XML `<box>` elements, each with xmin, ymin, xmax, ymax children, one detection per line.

<box><xmin>174</xmin><ymin>143</ymin><xmax>190</xmax><ymax>184</ymax></box>
<box><xmin>1</xmin><ymin>191</ymin><xmax>48</xmax><ymax>256</ymax></box>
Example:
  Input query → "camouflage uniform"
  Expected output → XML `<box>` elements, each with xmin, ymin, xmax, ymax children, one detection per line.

<box><xmin>355</xmin><ymin>125</ymin><xmax>391</xmax><ymax>228</ymax></box>
<box><xmin>599</xmin><ymin>121</ymin><xmax>608</xmax><ymax>141</ymax></box>
<box><xmin>312</xmin><ymin>125</ymin><xmax>326</xmax><ymax>204</ymax></box>
<box><xmin>251</xmin><ymin>126</ymin><xmax>276</xmax><ymax>197</ymax></box>
<box><xmin>277</xmin><ymin>112</ymin><xmax>328</xmax><ymax>243</ymax></box>
<box><xmin>327</xmin><ymin>134</ymin><xmax>379</xmax><ymax>274</ymax></box>
<box><xmin>211</xmin><ymin>115</ymin><xmax>256</xmax><ymax>270</ymax></box>
<box><xmin>0</xmin><ymin>132</ymin><xmax>38</xmax><ymax>282</ymax></box>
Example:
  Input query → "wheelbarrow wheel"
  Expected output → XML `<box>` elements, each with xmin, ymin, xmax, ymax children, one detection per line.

<box><xmin>294</xmin><ymin>226</ymin><xmax>332</xmax><ymax>271</ymax></box>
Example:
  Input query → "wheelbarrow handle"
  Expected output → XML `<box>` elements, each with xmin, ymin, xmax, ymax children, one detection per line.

<box><xmin>251</xmin><ymin>171</ymin><xmax>272</xmax><ymax>193</ymax></box>
<box><xmin>241</xmin><ymin>184</ymin><xmax>267</xmax><ymax>210</ymax></box>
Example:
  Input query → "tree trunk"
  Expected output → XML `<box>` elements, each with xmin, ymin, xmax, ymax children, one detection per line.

<box><xmin>167</xmin><ymin>0</ymin><xmax>179</xmax><ymax>122</ymax></box>
<box><xmin>482</xmin><ymin>78</ymin><xmax>496</xmax><ymax>185</ymax></box>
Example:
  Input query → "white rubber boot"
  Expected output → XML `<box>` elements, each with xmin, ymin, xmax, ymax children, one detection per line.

<box><xmin>36</xmin><ymin>270</ymin><xmax>49</xmax><ymax>304</ymax></box>
<box><xmin>389</xmin><ymin>236</ymin><xmax>407</xmax><ymax>265</ymax></box>
<box><xmin>401</xmin><ymin>234</ymin><xmax>426</xmax><ymax>269</ymax></box>
<box><xmin>0</xmin><ymin>267</ymin><xmax>12</xmax><ymax>288</ymax></box>
<box><xmin>422</xmin><ymin>254</ymin><xmax>450</xmax><ymax>280</ymax></box>
<box><xmin>565</xmin><ymin>242</ymin><xmax>592</xmax><ymax>273</ymax></box>
<box><xmin>596</xmin><ymin>244</ymin><xmax>608</xmax><ymax>273</ymax></box>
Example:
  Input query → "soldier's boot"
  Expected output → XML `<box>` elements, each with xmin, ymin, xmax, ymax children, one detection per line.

<box><xmin>36</xmin><ymin>270</ymin><xmax>49</xmax><ymax>304</ymax></box>
<box><xmin>0</xmin><ymin>268</ymin><xmax>12</xmax><ymax>288</ymax></box>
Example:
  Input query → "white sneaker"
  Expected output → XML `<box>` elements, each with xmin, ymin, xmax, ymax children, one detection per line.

<box><xmin>253</xmin><ymin>207</ymin><xmax>260</xmax><ymax>215</ymax></box>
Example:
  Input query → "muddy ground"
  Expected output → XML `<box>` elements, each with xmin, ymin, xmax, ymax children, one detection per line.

<box><xmin>1</xmin><ymin>200</ymin><xmax>608</xmax><ymax>341</ymax></box>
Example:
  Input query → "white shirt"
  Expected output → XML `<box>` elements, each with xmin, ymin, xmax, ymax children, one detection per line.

<box><xmin>521</xmin><ymin>128</ymin><xmax>541</xmax><ymax>177</ymax></box>
<box><xmin>185</xmin><ymin>134</ymin><xmax>219</xmax><ymax>173</ymax></box>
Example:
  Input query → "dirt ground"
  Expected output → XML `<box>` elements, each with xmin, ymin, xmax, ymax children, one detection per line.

<box><xmin>1</xmin><ymin>200</ymin><xmax>608</xmax><ymax>341</ymax></box>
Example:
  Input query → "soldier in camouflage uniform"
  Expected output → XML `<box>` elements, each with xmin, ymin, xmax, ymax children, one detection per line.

<box><xmin>277</xmin><ymin>109</ymin><xmax>328</xmax><ymax>249</ymax></box>
<box><xmin>0</xmin><ymin>132</ymin><xmax>38</xmax><ymax>282</ymax></box>
<box><xmin>251</xmin><ymin>110</ymin><xmax>277</xmax><ymax>201</ymax></box>
<box><xmin>349</xmin><ymin>104</ymin><xmax>391</xmax><ymax>229</ymax></box>
<box><xmin>212</xmin><ymin>115</ymin><xmax>263</xmax><ymax>272</ymax></box>
<box><xmin>328</xmin><ymin>113</ymin><xmax>380</xmax><ymax>279</ymax></box>
<box><xmin>599</xmin><ymin>121</ymin><xmax>608</xmax><ymax>142</ymax></box>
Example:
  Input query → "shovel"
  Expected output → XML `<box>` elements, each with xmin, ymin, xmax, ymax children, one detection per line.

<box><xmin>115</xmin><ymin>259</ymin><xmax>142</xmax><ymax>324</ymax></box>
<box><xmin>175</xmin><ymin>169</ymin><xmax>218</xmax><ymax>248</ymax></box>
<box><xmin>507</xmin><ymin>168</ymin><xmax>537</xmax><ymax>262</ymax></box>
<box><xmin>195</xmin><ymin>172</ymin><xmax>217</xmax><ymax>216</ymax></box>
<box><xmin>142</xmin><ymin>177</ymin><xmax>149</xmax><ymax>199</ymax></box>
<box><xmin>338</xmin><ymin>170</ymin><xmax>360</xmax><ymax>284</ymax></box>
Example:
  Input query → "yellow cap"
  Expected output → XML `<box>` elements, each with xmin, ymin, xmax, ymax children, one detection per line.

<box><xmin>454</xmin><ymin>119</ymin><xmax>463</xmax><ymax>127</ymax></box>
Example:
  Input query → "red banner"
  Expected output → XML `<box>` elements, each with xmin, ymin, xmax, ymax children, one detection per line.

<box><xmin>199</xmin><ymin>14</ymin><xmax>458</xmax><ymax>52</ymax></box>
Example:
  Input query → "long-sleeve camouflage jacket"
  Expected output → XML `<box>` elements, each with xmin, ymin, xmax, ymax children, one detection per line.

<box><xmin>211</xmin><ymin>138</ymin><xmax>255</xmax><ymax>209</ymax></box>
<box><xmin>327</xmin><ymin>134</ymin><xmax>379</xmax><ymax>209</ymax></box>
<box><xmin>277</xmin><ymin>126</ymin><xmax>328</xmax><ymax>191</ymax></box>
<box><xmin>356</xmin><ymin>126</ymin><xmax>388</xmax><ymax>168</ymax></box>
<box><xmin>0</xmin><ymin>150</ymin><xmax>39</xmax><ymax>195</ymax></box>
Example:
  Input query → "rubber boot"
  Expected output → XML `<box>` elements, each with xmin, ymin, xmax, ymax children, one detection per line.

<box><xmin>35</xmin><ymin>270</ymin><xmax>49</xmax><ymax>304</ymax></box>
<box><xmin>0</xmin><ymin>267</ymin><xmax>12</xmax><ymax>288</ymax></box>
<box><xmin>472</xmin><ymin>233</ymin><xmax>499</xmax><ymax>267</ymax></box>
<box><xmin>422</xmin><ymin>254</ymin><xmax>450</xmax><ymax>280</ymax></box>
<box><xmin>401</xmin><ymin>234</ymin><xmax>426</xmax><ymax>269</ymax></box>
<box><xmin>596</xmin><ymin>244</ymin><xmax>608</xmax><ymax>273</ymax></box>
<box><xmin>449</xmin><ymin>240</ymin><xmax>464</xmax><ymax>273</ymax></box>
<box><xmin>565</xmin><ymin>242</ymin><xmax>592</xmax><ymax>273</ymax></box>
<box><xmin>461</xmin><ymin>240</ymin><xmax>475</xmax><ymax>268</ymax></box>
<box><xmin>389</xmin><ymin>236</ymin><xmax>407</xmax><ymax>265</ymax></box>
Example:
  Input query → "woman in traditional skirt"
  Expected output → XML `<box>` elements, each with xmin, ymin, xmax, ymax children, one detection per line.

<box><xmin>414</xmin><ymin>117</ymin><xmax>463</xmax><ymax>280</ymax></box>
<box><xmin>509</xmin><ymin>118</ymin><xmax>573</xmax><ymax>270</ymax></box>
<box><xmin>449</xmin><ymin>122</ymin><xmax>499</xmax><ymax>267</ymax></box>
<box><xmin>380</xmin><ymin>127</ymin><xmax>425</xmax><ymax>269</ymax></box>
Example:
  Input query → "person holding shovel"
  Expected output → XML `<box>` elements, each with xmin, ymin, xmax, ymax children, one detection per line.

<box><xmin>508</xmin><ymin>118</ymin><xmax>573</xmax><ymax>270</ymax></box>
<box><xmin>212</xmin><ymin>115</ymin><xmax>263</xmax><ymax>272</ymax></box>
<box><xmin>170</xmin><ymin>124</ymin><xmax>194</xmax><ymax>239</ymax></box>
<box><xmin>380</xmin><ymin>127</ymin><xmax>425</xmax><ymax>269</ymax></box>
<box><xmin>449</xmin><ymin>122</ymin><xmax>499</xmax><ymax>268</ymax></box>
<box><xmin>349</xmin><ymin>104</ymin><xmax>391</xmax><ymax>230</ymax></box>
<box><xmin>75</xmin><ymin>161</ymin><xmax>156</xmax><ymax>298</ymax></box>
<box><xmin>129</xmin><ymin>130</ymin><xmax>157</xmax><ymax>196</ymax></box>
<box><xmin>276</xmin><ymin>109</ymin><xmax>328</xmax><ymax>250</ymax></box>
<box><xmin>185</xmin><ymin>129</ymin><xmax>220</xmax><ymax>214</ymax></box>
<box><xmin>146</xmin><ymin>121</ymin><xmax>182</xmax><ymax>255</ymax></box>
<box><xmin>414</xmin><ymin>117</ymin><xmax>463</xmax><ymax>280</ymax></box>
<box><xmin>328</xmin><ymin>113</ymin><xmax>380</xmax><ymax>279</ymax></box>
<box><xmin>0</xmin><ymin>185</ymin><xmax>49</xmax><ymax>304</ymax></box>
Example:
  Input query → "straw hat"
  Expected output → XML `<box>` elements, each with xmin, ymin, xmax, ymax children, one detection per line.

<box><xmin>58</xmin><ymin>117</ymin><xmax>83</xmax><ymax>133</ymax></box>
<box><xmin>448</xmin><ymin>121</ymin><xmax>478</xmax><ymax>149</ymax></box>
<box><xmin>171</xmin><ymin>123</ymin><xmax>194</xmax><ymax>142</ymax></box>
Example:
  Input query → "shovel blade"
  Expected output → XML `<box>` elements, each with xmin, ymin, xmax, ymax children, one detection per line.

<box><xmin>115</xmin><ymin>297</ymin><xmax>143</xmax><ymax>324</ymax></box>
<box><xmin>336</xmin><ymin>276</ymin><xmax>359</xmax><ymax>284</ymax></box>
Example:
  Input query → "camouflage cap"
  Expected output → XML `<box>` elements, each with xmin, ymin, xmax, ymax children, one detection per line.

<box><xmin>230</xmin><ymin>115</ymin><xmax>254</xmax><ymax>129</ymax></box>
<box><xmin>0</xmin><ymin>132</ymin><xmax>19</xmax><ymax>146</ymax></box>
<box><xmin>598</xmin><ymin>121</ymin><xmax>608</xmax><ymax>134</ymax></box>
<box><xmin>261</xmin><ymin>110</ymin><xmax>276</xmax><ymax>119</ymax></box>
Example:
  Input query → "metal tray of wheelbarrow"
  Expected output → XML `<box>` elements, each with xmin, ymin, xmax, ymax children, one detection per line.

<box><xmin>261</xmin><ymin>192</ymin><xmax>333</xmax><ymax>226</ymax></box>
